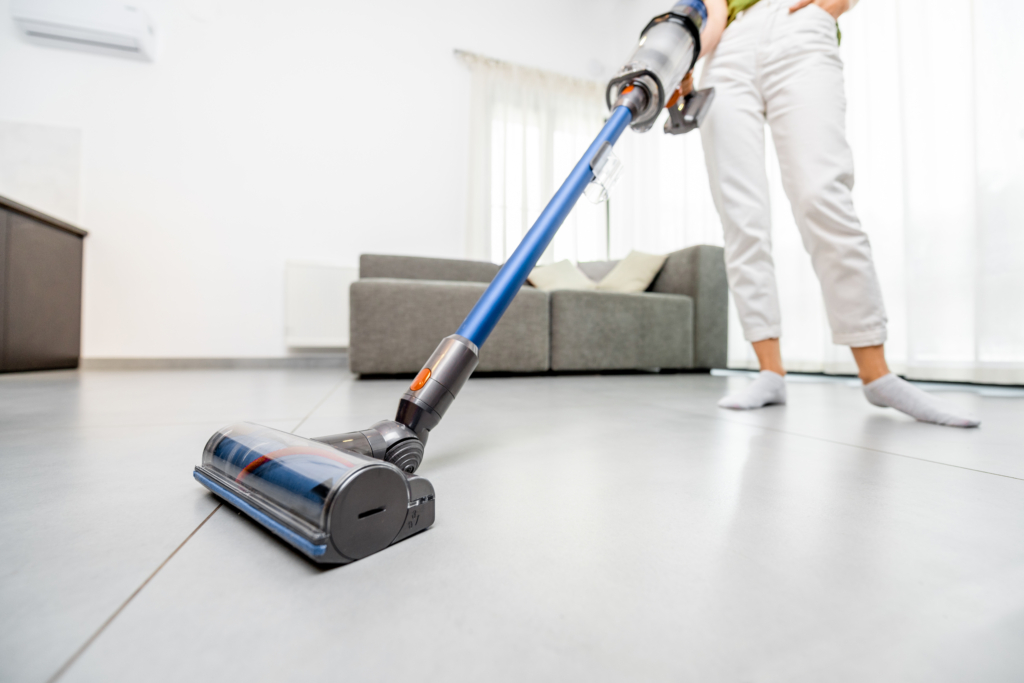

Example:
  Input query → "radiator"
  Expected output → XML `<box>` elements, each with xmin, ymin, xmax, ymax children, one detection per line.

<box><xmin>284</xmin><ymin>261</ymin><xmax>358</xmax><ymax>348</ymax></box>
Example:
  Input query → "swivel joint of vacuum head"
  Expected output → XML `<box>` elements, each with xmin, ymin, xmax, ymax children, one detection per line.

<box><xmin>395</xmin><ymin>334</ymin><xmax>480</xmax><ymax>452</ymax></box>
<box><xmin>311</xmin><ymin>336</ymin><xmax>480</xmax><ymax>476</ymax></box>
<box><xmin>606</xmin><ymin>0</ymin><xmax>707</xmax><ymax>132</ymax></box>
<box><xmin>314</xmin><ymin>420</ymin><xmax>424</xmax><ymax>474</ymax></box>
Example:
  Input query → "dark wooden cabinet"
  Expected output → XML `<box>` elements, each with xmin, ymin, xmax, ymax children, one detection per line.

<box><xmin>0</xmin><ymin>196</ymin><xmax>87</xmax><ymax>372</ymax></box>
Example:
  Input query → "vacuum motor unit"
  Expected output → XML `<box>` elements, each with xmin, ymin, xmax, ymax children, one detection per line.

<box><xmin>606</xmin><ymin>0</ymin><xmax>707</xmax><ymax>132</ymax></box>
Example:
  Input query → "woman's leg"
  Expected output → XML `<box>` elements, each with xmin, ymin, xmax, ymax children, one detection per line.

<box><xmin>701</xmin><ymin>7</ymin><xmax>790</xmax><ymax>410</ymax></box>
<box><xmin>764</xmin><ymin>5</ymin><xmax>888</xmax><ymax>350</ymax></box>
<box><xmin>701</xmin><ymin>8</ymin><xmax>780</xmax><ymax>348</ymax></box>
<box><xmin>763</xmin><ymin>5</ymin><xmax>977</xmax><ymax>426</ymax></box>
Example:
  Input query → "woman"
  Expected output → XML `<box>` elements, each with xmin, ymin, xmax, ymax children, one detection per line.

<box><xmin>690</xmin><ymin>0</ymin><xmax>979</xmax><ymax>427</ymax></box>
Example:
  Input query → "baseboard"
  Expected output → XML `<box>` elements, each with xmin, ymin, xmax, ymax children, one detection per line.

<box><xmin>80</xmin><ymin>353</ymin><xmax>348</xmax><ymax>370</ymax></box>
<box><xmin>358</xmin><ymin>367</ymin><xmax>713</xmax><ymax>380</ymax></box>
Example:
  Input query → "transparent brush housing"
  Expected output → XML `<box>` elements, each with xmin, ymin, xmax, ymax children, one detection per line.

<box><xmin>202</xmin><ymin>422</ymin><xmax>370</xmax><ymax>528</ymax></box>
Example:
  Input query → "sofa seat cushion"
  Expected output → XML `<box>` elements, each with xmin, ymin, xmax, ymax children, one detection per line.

<box><xmin>350</xmin><ymin>278</ymin><xmax>549</xmax><ymax>374</ymax></box>
<box><xmin>549</xmin><ymin>290</ymin><xmax>694</xmax><ymax>371</ymax></box>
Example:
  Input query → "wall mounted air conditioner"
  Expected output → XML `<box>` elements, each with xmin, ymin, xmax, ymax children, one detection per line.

<box><xmin>11</xmin><ymin>0</ymin><xmax>155</xmax><ymax>61</ymax></box>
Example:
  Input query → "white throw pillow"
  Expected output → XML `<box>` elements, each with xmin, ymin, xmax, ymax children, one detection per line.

<box><xmin>596</xmin><ymin>250</ymin><xmax>668</xmax><ymax>293</ymax></box>
<box><xmin>527</xmin><ymin>259</ymin><xmax>597</xmax><ymax>291</ymax></box>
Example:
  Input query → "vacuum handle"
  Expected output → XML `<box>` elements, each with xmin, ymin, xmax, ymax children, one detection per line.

<box><xmin>664</xmin><ymin>86</ymin><xmax>715</xmax><ymax>135</ymax></box>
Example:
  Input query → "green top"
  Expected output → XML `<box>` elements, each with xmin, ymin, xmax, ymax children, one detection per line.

<box><xmin>725</xmin><ymin>0</ymin><xmax>840</xmax><ymax>42</ymax></box>
<box><xmin>727</xmin><ymin>0</ymin><xmax>762</xmax><ymax>24</ymax></box>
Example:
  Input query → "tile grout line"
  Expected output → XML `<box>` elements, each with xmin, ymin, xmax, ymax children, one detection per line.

<box><xmin>46</xmin><ymin>373</ymin><xmax>348</xmax><ymax>679</ymax></box>
<box><xmin>290</xmin><ymin>377</ymin><xmax>348</xmax><ymax>434</ymax></box>
<box><xmin>670</xmin><ymin>404</ymin><xmax>1024</xmax><ymax>483</ymax></box>
<box><xmin>764</xmin><ymin>428</ymin><xmax>1024</xmax><ymax>482</ymax></box>
<box><xmin>46</xmin><ymin>504</ymin><xmax>222</xmax><ymax>683</ymax></box>
<box><xmin>42</xmin><ymin>372</ymin><xmax>347</xmax><ymax>681</ymax></box>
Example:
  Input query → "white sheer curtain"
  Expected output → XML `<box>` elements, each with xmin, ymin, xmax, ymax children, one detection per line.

<box><xmin>893</xmin><ymin>0</ymin><xmax>1024</xmax><ymax>384</ymax></box>
<box><xmin>461</xmin><ymin>0</ymin><xmax>1024</xmax><ymax>384</ymax></box>
<box><xmin>727</xmin><ymin>0</ymin><xmax>1024</xmax><ymax>384</ymax></box>
<box><xmin>459</xmin><ymin>51</ymin><xmax>609</xmax><ymax>265</ymax></box>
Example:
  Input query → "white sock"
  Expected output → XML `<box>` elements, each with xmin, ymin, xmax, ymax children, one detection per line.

<box><xmin>862</xmin><ymin>373</ymin><xmax>980</xmax><ymax>428</ymax></box>
<box><xmin>718</xmin><ymin>370</ymin><xmax>787</xmax><ymax>410</ymax></box>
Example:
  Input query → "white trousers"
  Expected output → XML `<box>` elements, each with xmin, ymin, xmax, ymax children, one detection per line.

<box><xmin>700</xmin><ymin>0</ymin><xmax>887</xmax><ymax>347</ymax></box>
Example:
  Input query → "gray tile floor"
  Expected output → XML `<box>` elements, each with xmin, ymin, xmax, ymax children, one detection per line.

<box><xmin>2</xmin><ymin>368</ymin><xmax>1023</xmax><ymax>682</ymax></box>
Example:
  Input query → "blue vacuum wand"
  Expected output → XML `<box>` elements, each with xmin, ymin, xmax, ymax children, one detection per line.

<box><xmin>194</xmin><ymin>0</ymin><xmax>713</xmax><ymax>565</ymax></box>
<box><xmin>456</xmin><ymin>105</ymin><xmax>635</xmax><ymax>349</ymax></box>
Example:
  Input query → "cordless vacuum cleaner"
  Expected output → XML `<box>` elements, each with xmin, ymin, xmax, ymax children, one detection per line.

<box><xmin>194</xmin><ymin>0</ymin><xmax>715</xmax><ymax>565</ymax></box>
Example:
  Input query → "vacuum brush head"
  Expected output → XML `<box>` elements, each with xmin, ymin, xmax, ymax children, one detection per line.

<box><xmin>194</xmin><ymin>422</ymin><xmax>434</xmax><ymax>564</ymax></box>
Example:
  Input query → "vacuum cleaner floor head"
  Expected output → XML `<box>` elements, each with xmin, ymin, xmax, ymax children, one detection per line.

<box><xmin>194</xmin><ymin>422</ymin><xmax>434</xmax><ymax>564</ymax></box>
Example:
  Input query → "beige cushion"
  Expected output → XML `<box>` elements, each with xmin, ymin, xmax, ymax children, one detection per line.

<box><xmin>596</xmin><ymin>250</ymin><xmax>668</xmax><ymax>293</ymax></box>
<box><xmin>527</xmin><ymin>259</ymin><xmax>597</xmax><ymax>291</ymax></box>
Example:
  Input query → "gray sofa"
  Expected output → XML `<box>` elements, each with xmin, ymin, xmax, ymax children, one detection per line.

<box><xmin>349</xmin><ymin>245</ymin><xmax>728</xmax><ymax>375</ymax></box>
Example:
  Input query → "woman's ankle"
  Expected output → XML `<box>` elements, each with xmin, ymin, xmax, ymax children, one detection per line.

<box><xmin>752</xmin><ymin>338</ymin><xmax>785</xmax><ymax>376</ymax></box>
<box><xmin>851</xmin><ymin>344</ymin><xmax>890</xmax><ymax>384</ymax></box>
<box><xmin>859</xmin><ymin>369</ymin><xmax>889</xmax><ymax>384</ymax></box>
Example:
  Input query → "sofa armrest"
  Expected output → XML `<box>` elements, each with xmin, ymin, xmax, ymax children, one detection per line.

<box><xmin>649</xmin><ymin>245</ymin><xmax>728</xmax><ymax>369</ymax></box>
<box><xmin>359</xmin><ymin>254</ymin><xmax>500</xmax><ymax>284</ymax></box>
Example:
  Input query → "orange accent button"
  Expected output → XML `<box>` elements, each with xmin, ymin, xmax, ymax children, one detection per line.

<box><xmin>410</xmin><ymin>368</ymin><xmax>431</xmax><ymax>391</ymax></box>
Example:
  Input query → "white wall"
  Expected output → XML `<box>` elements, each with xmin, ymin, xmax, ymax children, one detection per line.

<box><xmin>0</xmin><ymin>0</ymin><xmax>662</xmax><ymax>359</ymax></box>
<box><xmin>0</xmin><ymin>120</ymin><xmax>81</xmax><ymax>222</ymax></box>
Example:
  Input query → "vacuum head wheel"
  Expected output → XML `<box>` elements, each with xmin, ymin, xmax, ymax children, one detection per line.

<box><xmin>386</xmin><ymin>438</ymin><xmax>424</xmax><ymax>473</ymax></box>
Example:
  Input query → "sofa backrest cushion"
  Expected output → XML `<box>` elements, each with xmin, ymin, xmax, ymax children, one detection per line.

<box><xmin>528</xmin><ymin>260</ymin><xmax>597</xmax><ymax>291</ymax></box>
<box><xmin>360</xmin><ymin>254</ymin><xmax>500</xmax><ymax>283</ymax></box>
<box><xmin>595</xmin><ymin>250</ymin><xmax>669</xmax><ymax>293</ymax></box>
<box><xmin>577</xmin><ymin>260</ymin><xmax>620</xmax><ymax>282</ymax></box>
